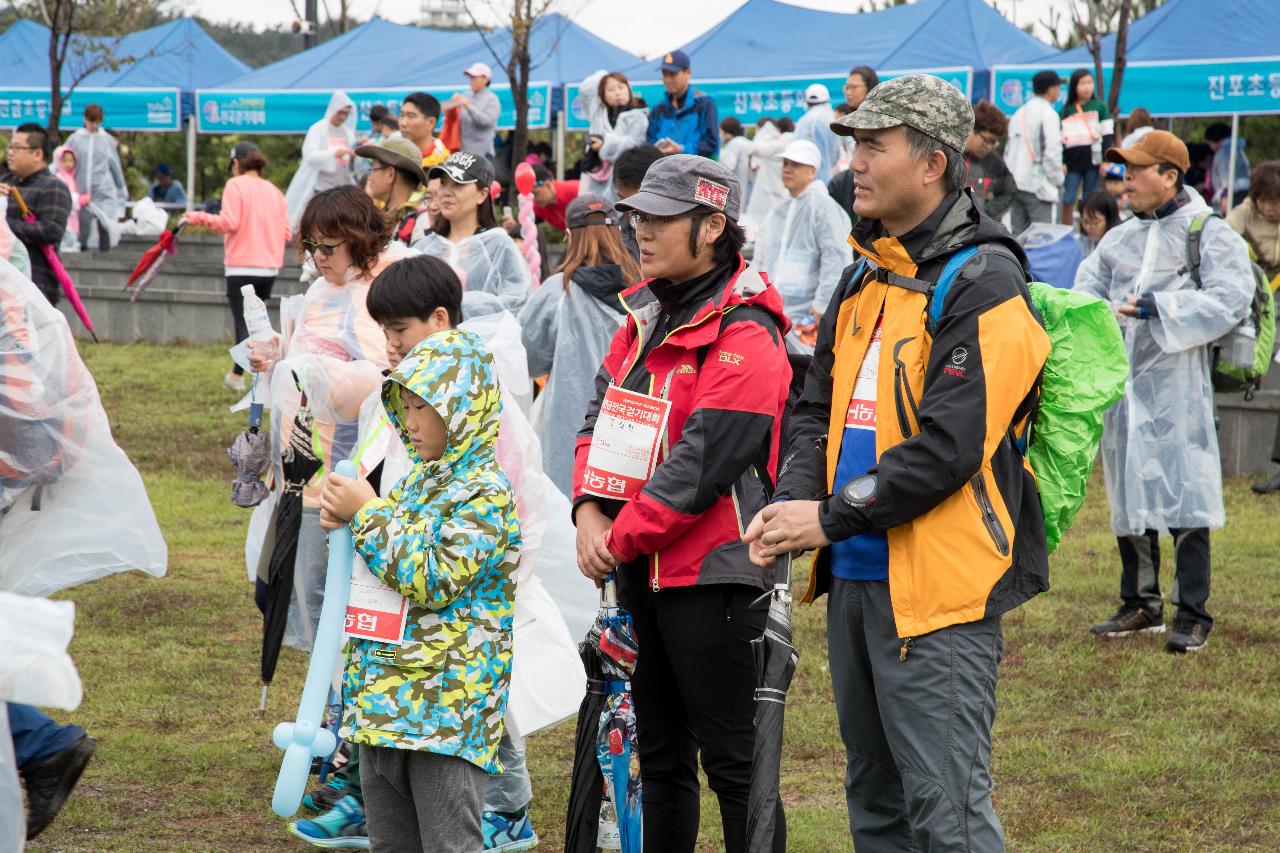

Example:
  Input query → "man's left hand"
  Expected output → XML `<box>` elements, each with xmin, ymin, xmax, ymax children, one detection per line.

<box><xmin>744</xmin><ymin>501</ymin><xmax>831</xmax><ymax>560</ymax></box>
<box><xmin>1118</xmin><ymin>294</ymin><xmax>1159</xmax><ymax>319</ymax></box>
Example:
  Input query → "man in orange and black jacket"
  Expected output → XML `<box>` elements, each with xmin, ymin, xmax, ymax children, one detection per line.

<box><xmin>746</xmin><ymin>75</ymin><xmax>1050</xmax><ymax>852</ymax></box>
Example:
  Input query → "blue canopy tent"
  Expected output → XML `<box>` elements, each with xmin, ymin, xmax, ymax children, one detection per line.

<box><xmin>598</xmin><ymin>0</ymin><xmax>1054</xmax><ymax>131</ymax></box>
<box><xmin>990</xmin><ymin>0</ymin><xmax>1278</xmax><ymax>205</ymax></box>
<box><xmin>0</xmin><ymin>17</ymin><xmax>249</xmax><ymax>209</ymax></box>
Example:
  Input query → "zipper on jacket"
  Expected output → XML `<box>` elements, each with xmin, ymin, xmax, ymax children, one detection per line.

<box><xmin>892</xmin><ymin>338</ymin><xmax>921</xmax><ymax>426</ymax></box>
<box><xmin>891</xmin><ymin>338</ymin><xmax>918</xmax><ymax>439</ymax></box>
<box><xmin>899</xmin><ymin>637</ymin><xmax>915</xmax><ymax>662</ymax></box>
<box><xmin>971</xmin><ymin>472</ymin><xmax>1010</xmax><ymax>556</ymax></box>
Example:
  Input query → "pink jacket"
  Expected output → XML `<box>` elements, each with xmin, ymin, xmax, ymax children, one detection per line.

<box><xmin>186</xmin><ymin>175</ymin><xmax>291</xmax><ymax>270</ymax></box>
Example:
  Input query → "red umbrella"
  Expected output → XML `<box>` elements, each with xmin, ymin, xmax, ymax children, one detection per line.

<box><xmin>124</xmin><ymin>221</ymin><xmax>185</xmax><ymax>303</ymax></box>
<box><xmin>10</xmin><ymin>188</ymin><xmax>96</xmax><ymax>342</ymax></box>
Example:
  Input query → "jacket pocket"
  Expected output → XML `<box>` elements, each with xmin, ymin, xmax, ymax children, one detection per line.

<box><xmin>971</xmin><ymin>471</ymin><xmax>1010</xmax><ymax>556</ymax></box>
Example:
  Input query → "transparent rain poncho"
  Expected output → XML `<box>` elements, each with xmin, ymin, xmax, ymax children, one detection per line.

<box><xmin>520</xmin><ymin>267</ymin><xmax>628</xmax><ymax>495</ymax></box>
<box><xmin>753</xmin><ymin>179</ymin><xmax>851</xmax><ymax>325</ymax></box>
<box><xmin>0</xmin><ymin>259</ymin><xmax>167</xmax><ymax>596</ymax></box>
<box><xmin>1073</xmin><ymin>189</ymin><xmax>1255</xmax><ymax>534</ymax></box>
<box><xmin>414</xmin><ymin>227</ymin><xmax>530</xmax><ymax>315</ymax></box>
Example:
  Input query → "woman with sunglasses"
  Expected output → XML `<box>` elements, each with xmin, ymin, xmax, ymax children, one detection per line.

<box><xmin>183</xmin><ymin>141</ymin><xmax>290</xmax><ymax>393</ymax></box>
<box><xmin>574</xmin><ymin>156</ymin><xmax>792</xmax><ymax>853</ymax></box>
<box><xmin>249</xmin><ymin>185</ymin><xmax>411</xmax><ymax>651</ymax></box>
<box><xmin>413</xmin><ymin>151</ymin><xmax>529</xmax><ymax>317</ymax></box>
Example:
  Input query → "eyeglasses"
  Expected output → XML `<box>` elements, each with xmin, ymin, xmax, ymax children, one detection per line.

<box><xmin>977</xmin><ymin>132</ymin><xmax>1000</xmax><ymax>148</ymax></box>
<box><xmin>301</xmin><ymin>239</ymin><xmax>346</xmax><ymax>258</ymax></box>
<box><xmin>628</xmin><ymin>211</ymin><xmax>685</xmax><ymax>232</ymax></box>
<box><xmin>6</xmin><ymin>144</ymin><xmax>35</xmax><ymax>152</ymax></box>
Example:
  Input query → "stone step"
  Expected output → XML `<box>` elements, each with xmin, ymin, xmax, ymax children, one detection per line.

<box><xmin>67</xmin><ymin>261</ymin><xmax>307</xmax><ymax>295</ymax></box>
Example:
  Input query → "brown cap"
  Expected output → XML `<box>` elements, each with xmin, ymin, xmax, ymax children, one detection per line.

<box><xmin>1105</xmin><ymin>129</ymin><xmax>1190</xmax><ymax>173</ymax></box>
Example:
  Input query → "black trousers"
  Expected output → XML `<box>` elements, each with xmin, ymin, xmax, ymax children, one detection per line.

<box><xmin>1117</xmin><ymin>528</ymin><xmax>1212</xmax><ymax>627</ymax></box>
<box><xmin>78</xmin><ymin>208</ymin><xmax>110</xmax><ymax>252</ymax></box>
<box><xmin>226</xmin><ymin>275</ymin><xmax>277</xmax><ymax>375</ymax></box>
<box><xmin>616</xmin><ymin>568</ymin><xmax>785</xmax><ymax>853</ymax></box>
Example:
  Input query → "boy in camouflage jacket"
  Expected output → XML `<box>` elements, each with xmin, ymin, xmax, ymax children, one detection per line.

<box><xmin>319</xmin><ymin>328</ymin><xmax>520</xmax><ymax>851</ymax></box>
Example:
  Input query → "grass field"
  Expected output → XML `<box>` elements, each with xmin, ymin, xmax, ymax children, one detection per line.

<box><xmin>24</xmin><ymin>342</ymin><xmax>1280</xmax><ymax>852</ymax></box>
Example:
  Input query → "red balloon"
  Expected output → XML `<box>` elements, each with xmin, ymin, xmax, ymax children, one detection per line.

<box><xmin>514</xmin><ymin>162</ymin><xmax>536</xmax><ymax>195</ymax></box>
<box><xmin>490</xmin><ymin>180</ymin><xmax>502</xmax><ymax>200</ymax></box>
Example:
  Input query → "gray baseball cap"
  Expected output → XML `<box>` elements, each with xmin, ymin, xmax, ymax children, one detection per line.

<box><xmin>829</xmin><ymin>74</ymin><xmax>974</xmax><ymax>154</ymax></box>
<box><xmin>614</xmin><ymin>154</ymin><xmax>741</xmax><ymax>220</ymax></box>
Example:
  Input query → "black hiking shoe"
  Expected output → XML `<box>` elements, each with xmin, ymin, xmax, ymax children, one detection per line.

<box><xmin>1089</xmin><ymin>605</ymin><xmax>1165</xmax><ymax>637</ymax></box>
<box><xmin>1252</xmin><ymin>473</ymin><xmax>1280</xmax><ymax>494</ymax></box>
<box><xmin>22</xmin><ymin>734</ymin><xmax>96</xmax><ymax>839</ymax></box>
<box><xmin>1165</xmin><ymin>615</ymin><xmax>1210</xmax><ymax>653</ymax></box>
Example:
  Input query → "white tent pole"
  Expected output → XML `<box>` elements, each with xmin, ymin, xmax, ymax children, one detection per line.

<box><xmin>555</xmin><ymin>109</ymin><xmax>566</xmax><ymax>181</ymax></box>
<box><xmin>1226</xmin><ymin>112</ymin><xmax>1239</xmax><ymax>212</ymax></box>
<box><xmin>185</xmin><ymin>113</ymin><xmax>197</xmax><ymax>214</ymax></box>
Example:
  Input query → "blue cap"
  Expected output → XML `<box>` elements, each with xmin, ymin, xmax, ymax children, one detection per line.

<box><xmin>659</xmin><ymin>50</ymin><xmax>691</xmax><ymax>73</ymax></box>
<box><xmin>154</xmin><ymin>163</ymin><xmax>171</xmax><ymax>176</ymax></box>
<box><xmin>1104</xmin><ymin>162</ymin><xmax>1125</xmax><ymax>179</ymax></box>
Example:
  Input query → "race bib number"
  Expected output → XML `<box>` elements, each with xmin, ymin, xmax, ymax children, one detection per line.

<box><xmin>581</xmin><ymin>385</ymin><xmax>672</xmax><ymax>501</ymax></box>
<box><xmin>344</xmin><ymin>556</ymin><xmax>409</xmax><ymax>644</ymax></box>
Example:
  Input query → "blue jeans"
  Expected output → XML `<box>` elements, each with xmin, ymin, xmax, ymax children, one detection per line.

<box><xmin>1062</xmin><ymin>168</ymin><xmax>1100</xmax><ymax>207</ymax></box>
<box><xmin>7</xmin><ymin>703</ymin><xmax>84</xmax><ymax>768</ymax></box>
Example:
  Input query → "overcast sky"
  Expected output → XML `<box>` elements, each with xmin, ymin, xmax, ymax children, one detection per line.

<box><xmin>182</xmin><ymin>0</ymin><xmax>1061</xmax><ymax>59</ymax></box>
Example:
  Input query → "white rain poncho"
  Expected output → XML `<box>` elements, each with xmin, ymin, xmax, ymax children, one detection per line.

<box><xmin>719</xmin><ymin>134</ymin><xmax>753</xmax><ymax>206</ymax></box>
<box><xmin>352</xmin><ymin>312</ymin><xmax>592</xmax><ymax>735</ymax></box>
<box><xmin>793</xmin><ymin>101</ymin><xmax>840</xmax><ymax>179</ymax></box>
<box><xmin>742</xmin><ymin>123</ymin><xmax>793</xmax><ymax>235</ymax></box>
<box><xmin>520</xmin><ymin>266</ymin><xmax>627</xmax><ymax>495</ymax></box>
<box><xmin>284</xmin><ymin>91</ymin><xmax>357</xmax><ymax>228</ymax></box>
<box><xmin>0</xmin><ymin>259</ymin><xmax>166</xmax><ymax>595</ymax></box>
<box><xmin>1074</xmin><ymin>189</ymin><xmax>1254</xmax><ymax>534</ymax></box>
<box><xmin>753</xmin><ymin>179</ymin><xmax>851</xmax><ymax>324</ymax></box>
<box><xmin>414</xmin><ymin>227</ymin><xmax>530</xmax><ymax>314</ymax></box>
<box><xmin>66</xmin><ymin>126</ymin><xmax>126</xmax><ymax>247</ymax></box>
<box><xmin>577</xmin><ymin>70</ymin><xmax>650</xmax><ymax>203</ymax></box>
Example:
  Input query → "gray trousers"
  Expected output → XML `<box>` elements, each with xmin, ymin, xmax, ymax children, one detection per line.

<box><xmin>485</xmin><ymin>732</ymin><xmax>531</xmax><ymax>812</ymax></box>
<box><xmin>827</xmin><ymin>578</ymin><xmax>1004</xmax><ymax>853</ymax></box>
<box><xmin>1009</xmin><ymin>191</ymin><xmax>1054</xmax><ymax>235</ymax></box>
<box><xmin>360</xmin><ymin>744</ymin><xmax>487</xmax><ymax>853</ymax></box>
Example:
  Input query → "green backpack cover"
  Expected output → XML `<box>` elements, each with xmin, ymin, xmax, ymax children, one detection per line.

<box><xmin>1024</xmin><ymin>283</ymin><xmax>1128</xmax><ymax>553</ymax></box>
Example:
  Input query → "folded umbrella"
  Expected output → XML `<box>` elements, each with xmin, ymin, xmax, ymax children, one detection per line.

<box><xmin>564</xmin><ymin>574</ymin><xmax>642</xmax><ymax>853</ymax></box>
<box><xmin>745</xmin><ymin>553</ymin><xmax>798</xmax><ymax>853</ymax></box>
<box><xmin>10</xmin><ymin>188</ymin><xmax>96</xmax><ymax>341</ymax></box>
<box><xmin>259</xmin><ymin>408</ymin><xmax>322</xmax><ymax>716</ymax></box>
<box><xmin>228</xmin><ymin>375</ymin><xmax>270</xmax><ymax>508</ymax></box>
<box><xmin>124</xmin><ymin>221</ymin><xmax>185</xmax><ymax>302</ymax></box>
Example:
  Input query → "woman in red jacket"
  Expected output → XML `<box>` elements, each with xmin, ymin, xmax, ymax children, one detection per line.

<box><xmin>574</xmin><ymin>155</ymin><xmax>791</xmax><ymax>853</ymax></box>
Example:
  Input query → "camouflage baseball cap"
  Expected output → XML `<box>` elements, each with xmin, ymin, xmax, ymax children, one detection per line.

<box><xmin>829</xmin><ymin>74</ymin><xmax>974</xmax><ymax>153</ymax></box>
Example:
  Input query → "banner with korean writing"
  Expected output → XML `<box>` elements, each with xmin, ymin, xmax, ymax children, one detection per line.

<box><xmin>992</xmin><ymin>59</ymin><xmax>1280</xmax><ymax>117</ymax></box>
<box><xmin>0</xmin><ymin>88</ymin><xmax>181</xmax><ymax>131</ymax></box>
<box><xmin>565</xmin><ymin>67</ymin><xmax>972</xmax><ymax>131</ymax></box>
<box><xmin>196</xmin><ymin>82</ymin><xmax>552</xmax><ymax>134</ymax></box>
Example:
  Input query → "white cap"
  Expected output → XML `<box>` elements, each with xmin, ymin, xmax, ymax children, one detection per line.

<box><xmin>805</xmin><ymin>83</ymin><xmax>830</xmax><ymax>105</ymax></box>
<box><xmin>463</xmin><ymin>62</ymin><xmax>492</xmax><ymax>79</ymax></box>
<box><xmin>781</xmin><ymin>139</ymin><xmax>822</xmax><ymax>170</ymax></box>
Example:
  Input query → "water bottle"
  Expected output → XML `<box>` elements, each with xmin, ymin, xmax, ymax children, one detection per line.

<box><xmin>1224</xmin><ymin>319</ymin><xmax>1257</xmax><ymax>371</ymax></box>
<box><xmin>242</xmin><ymin>285</ymin><xmax>279</xmax><ymax>373</ymax></box>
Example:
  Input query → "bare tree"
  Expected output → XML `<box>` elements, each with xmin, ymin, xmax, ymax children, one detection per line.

<box><xmin>33</xmin><ymin>0</ymin><xmax>158</xmax><ymax>137</ymax></box>
<box><xmin>1052</xmin><ymin>0</ymin><xmax>1167</xmax><ymax>115</ymax></box>
<box><xmin>463</xmin><ymin>0</ymin><xmax>566</xmax><ymax>175</ymax></box>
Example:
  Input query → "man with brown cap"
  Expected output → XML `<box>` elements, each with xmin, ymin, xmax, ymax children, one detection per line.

<box><xmin>1077</xmin><ymin>130</ymin><xmax>1254</xmax><ymax>654</ymax></box>
<box><xmin>356</xmin><ymin>136</ymin><xmax>428</xmax><ymax>245</ymax></box>
<box><xmin>745</xmin><ymin>74</ymin><xmax>1050</xmax><ymax>851</ymax></box>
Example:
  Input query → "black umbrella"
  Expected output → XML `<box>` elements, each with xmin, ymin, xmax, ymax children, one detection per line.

<box><xmin>564</xmin><ymin>578</ymin><xmax>634</xmax><ymax>852</ymax></box>
<box><xmin>258</xmin><ymin>409</ymin><xmax>321</xmax><ymax>717</ymax></box>
<box><xmin>745</xmin><ymin>552</ymin><xmax>798</xmax><ymax>853</ymax></box>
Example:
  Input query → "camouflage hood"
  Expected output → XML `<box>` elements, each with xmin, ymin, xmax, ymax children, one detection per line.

<box><xmin>381</xmin><ymin>328</ymin><xmax>503</xmax><ymax>474</ymax></box>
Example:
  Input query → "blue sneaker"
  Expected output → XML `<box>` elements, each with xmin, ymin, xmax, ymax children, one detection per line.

<box><xmin>483</xmin><ymin>809</ymin><xmax>539</xmax><ymax>851</ymax></box>
<box><xmin>288</xmin><ymin>795</ymin><xmax>370</xmax><ymax>849</ymax></box>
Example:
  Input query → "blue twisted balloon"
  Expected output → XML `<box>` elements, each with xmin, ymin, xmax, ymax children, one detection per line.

<box><xmin>270</xmin><ymin>458</ymin><xmax>356</xmax><ymax>817</ymax></box>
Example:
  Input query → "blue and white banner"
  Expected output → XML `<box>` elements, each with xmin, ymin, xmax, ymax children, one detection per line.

<box><xmin>566</xmin><ymin>68</ymin><xmax>973</xmax><ymax>131</ymax></box>
<box><xmin>196</xmin><ymin>82</ymin><xmax>552</xmax><ymax>134</ymax></box>
<box><xmin>992</xmin><ymin>58</ymin><xmax>1280</xmax><ymax>117</ymax></box>
<box><xmin>0</xmin><ymin>87</ymin><xmax>181</xmax><ymax>131</ymax></box>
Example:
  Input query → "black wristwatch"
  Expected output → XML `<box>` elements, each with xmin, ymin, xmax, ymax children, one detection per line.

<box><xmin>840</xmin><ymin>474</ymin><xmax>877</xmax><ymax>509</ymax></box>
